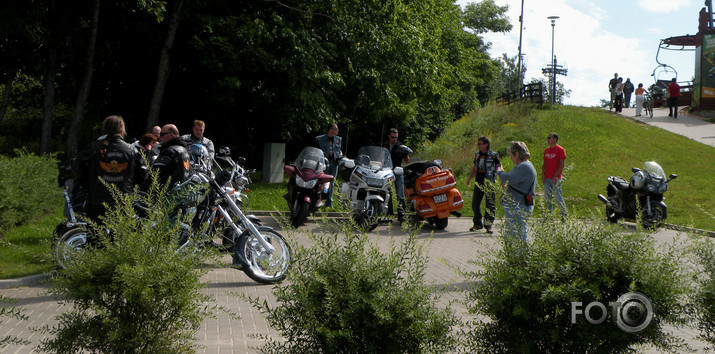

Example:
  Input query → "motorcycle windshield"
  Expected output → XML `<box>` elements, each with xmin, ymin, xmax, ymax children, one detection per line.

<box><xmin>295</xmin><ymin>146</ymin><xmax>327</xmax><ymax>173</ymax></box>
<box><xmin>355</xmin><ymin>146</ymin><xmax>393</xmax><ymax>169</ymax></box>
<box><xmin>643</xmin><ymin>161</ymin><xmax>665</xmax><ymax>179</ymax></box>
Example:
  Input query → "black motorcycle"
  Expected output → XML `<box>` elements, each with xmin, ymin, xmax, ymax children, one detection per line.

<box><xmin>598</xmin><ymin>161</ymin><xmax>677</xmax><ymax>228</ymax></box>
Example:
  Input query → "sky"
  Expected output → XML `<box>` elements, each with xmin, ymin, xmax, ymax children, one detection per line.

<box><xmin>457</xmin><ymin>0</ymin><xmax>706</xmax><ymax>106</ymax></box>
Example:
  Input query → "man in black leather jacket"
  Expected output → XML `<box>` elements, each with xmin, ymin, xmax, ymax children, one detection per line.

<box><xmin>154</xmin><ymin>124</ymin><xmax>191</xmax><ymax>187</ymax></box>
<box><xmin>74</xmin><ymin>115</ymin><xmax>148</xmax><ymax>221</ymax></box>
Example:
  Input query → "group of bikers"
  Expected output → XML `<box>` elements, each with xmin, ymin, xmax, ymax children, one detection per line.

<box><xmin>73</xmin><ymin>116</ymin><xmax>214</xmax><ymax>222</ymax></box>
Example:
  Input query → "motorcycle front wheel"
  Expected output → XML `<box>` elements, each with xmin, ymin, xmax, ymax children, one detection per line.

<box><xmin>605</xmin><ymin>206</ymin><xmax>620</xmax><ymax>223</ymax></box>
<box><xmin>642</xmin><ymin>203</ymin><xmax>666</xmax><ymax>229</ymax></box>
<box><xmin>55</xmin><ymin>227</ymin><xmax>89</xmax><ymax>269</ymax></box>
<box><xmin>291</xmin><ymin>200</ymin><xmax>310</xmax><ymax>227</ymax></box>
<box><xmin>235</xmin><ymin>229</ymin><xmax>291</xmax><ymax>284</ymax></box>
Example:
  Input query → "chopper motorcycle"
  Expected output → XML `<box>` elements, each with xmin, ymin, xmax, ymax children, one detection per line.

<box><xmin>284</xmin><ymin>146</ymin><xmax>334</xmax><ymax>227</ymax></box>
<box><xmin>597</xmin><ymin>161</ymin><xmax>677</xmax><ymax>229</ymax></box>
<box><xmin>402</xmin><ymin>159</ymin><xmax>463</xmax><ymax>230</ymax></box>
<box><xmin>339</xmin><ymin>146</ymin><xmax>402</xmax><ymax>230</ymax></box>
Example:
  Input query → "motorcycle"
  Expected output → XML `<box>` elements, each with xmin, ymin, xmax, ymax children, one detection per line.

<box><xmin>402</xmin><ymin>159</ymin><xmax>463</xmax><ymax>230</ymax></box>
<box><xmin>339</xmin><ymin>146</ymin><xmax>402</xmax><ymax>230</ymax></box>
<box><xmin>185</xmin><ymin>149</ymin><xmax>291</xmax><ymax>284</ymax></box>
<box><xmin>53</xmin><ymin>159</ymin><xmax>89</xmax><ymax>269</ymax></box>
<box><xmin>597</xmin><ymin>161</ymin><xmax>678</xmax><ymax>228</ymax></box>
<box><xmin>284</xmin><ymin>146</ymin><xmax>334</xmax><ymax>227</ymax></box>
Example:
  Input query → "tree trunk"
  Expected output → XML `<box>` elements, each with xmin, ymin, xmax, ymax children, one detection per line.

<box><xmin>146</xmin><ymin>0</ymin><xmax>184</xmax><ymax>132</ymax></box>
<box><xmin>40</xmin><ymin>0</ymin><xmax>59</xmax><ymax>155</ymax></box>
<box><xmin>0</xmin><ymin>71</ymin><xmax>15</xmax><ymax>129</ymax></box>
<box><xmin>40</xmin><ymin>50</ymin><xmax>57</xmax><ymax>155</ymax></box>
<box><xmin>66</xmin><ymin>0</ymin><xmax>100</xmax><ymax>157</ymax></box>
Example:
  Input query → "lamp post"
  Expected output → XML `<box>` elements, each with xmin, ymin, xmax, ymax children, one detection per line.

<box><xmin>547</xmin><ymin>16</ymin><xmax>559</xmax><ymax>105</ymax></box>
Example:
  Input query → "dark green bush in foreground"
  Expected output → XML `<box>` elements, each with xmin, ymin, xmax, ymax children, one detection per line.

<box><xmin>0</xmin><ymin>149</ymin><xmax>60</xmax><ymax>231</ymax></box>
<box><xmin>38</xmin><ymin>181</ymin><xmax>217</xmax><ymax>353</ymax></box>
<box><xmin>691</xmin><ymin>234</ymin><xmax>715</xmax><ymax>346</ymax></box>
<box><xmin>462</xmin><ymin>217</ymin><xmax>691</xmax><ymax>353</ymax></box>
<box><xmin>246</xmin><ymin>216</ymin><xmax>458</xmax><ymax>353</ymax></box>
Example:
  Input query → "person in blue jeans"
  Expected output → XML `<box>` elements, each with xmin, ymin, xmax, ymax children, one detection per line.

<box><xmin>385</xmin><ymin>128</ymin><xmax>411</xmax><ymax>222</ymax></box>
<box><xmin>316</xmin><ymin>123</ymin><xmax>343</xmax><ymax>207</ymax></box>
<box><xmin>542</xmin><ymin>132</ymin><xmax>567</xmax><ymax>219</ymax></box>
<box><xmin>497</xmin><ymin>141</ymin><xmax>536</xmax><ymax>242</ymax></box>
<box><xmin>466</xmin><ymin>136</ymin><xmax>501</xmax><ymax>233</ymax></box>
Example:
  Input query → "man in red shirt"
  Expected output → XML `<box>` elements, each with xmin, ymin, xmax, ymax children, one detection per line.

<box><xmin>668</xmin><ymin>78</ymin><xmax>680</xmax><ymax>118</ymax></box>
<box><xmin>542</xmin><ymin>132</ymin><xmax>567</xmax><ymax>218</ymax></box>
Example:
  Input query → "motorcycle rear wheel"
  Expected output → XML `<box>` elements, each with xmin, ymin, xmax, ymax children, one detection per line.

<box><xmin>642</xmin><ymin>203</ymin><xmax>666</xmax><ymax>229</ymax></box>
<box><xmin>55</xmin><ymin>227</ymin><xmax>88</xmax><ymax>269</ymax></box>
<box><xmin>235</xmin><ymin>229</ymin><xmax>291</xmax><ymax>284</ymax></box>
<box><xmin>434</xmin><ymin>217</ymin><xmax>449</xmax><ymax>230</ymax></box>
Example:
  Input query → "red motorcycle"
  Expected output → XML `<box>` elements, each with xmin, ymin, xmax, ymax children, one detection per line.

<box><xmin>284</xmin><ymin>146</ymin><xmax>334</xmax><ymax>227</ymax></box>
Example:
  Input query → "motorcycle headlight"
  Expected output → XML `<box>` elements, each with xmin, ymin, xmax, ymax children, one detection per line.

<box><xmin>296</xmin><ymin>175</ymin><xmax>318</xmax><ymax>188</ymax></box>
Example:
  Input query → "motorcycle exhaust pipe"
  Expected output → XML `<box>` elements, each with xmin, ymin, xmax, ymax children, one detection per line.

<box><xmin>597</xmin><ymin>194</ymin><xmax>610</xmax><ymax>206</ymax></box>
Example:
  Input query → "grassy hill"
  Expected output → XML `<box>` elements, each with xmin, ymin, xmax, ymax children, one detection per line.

<box><xmin>417</xmin><ymin>104</ymin><xmax>715</xmax><ymax>231</ymax></box>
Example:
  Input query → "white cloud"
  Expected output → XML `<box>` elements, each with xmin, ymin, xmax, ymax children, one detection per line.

<box><xmin>637</xmin><ymin>0</ymin><xmax>693</xmax><ymax>13</ymax></box>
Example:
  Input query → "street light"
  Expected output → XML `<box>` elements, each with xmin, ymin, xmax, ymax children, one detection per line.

<box><xmin>547</xmin><ymin>16</ymin><xmax>559</xmax><ymax>105</ymax></box>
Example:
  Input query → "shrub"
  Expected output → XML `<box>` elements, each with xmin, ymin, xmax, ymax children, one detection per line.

<box><xmin>0</xmin><ymin>149</ymin><xmax>60</xmax><ymax>231</ymax></box>
<box><xmin>690</xmin><ymin>234</ymin><xmax>715</xmax><ymax>346</ymax></box>
<box><xmin>37</xmin><ymin>179</ymin><xmax>217</xmax><ymax>353</ymax></box>
<box><xmin>245</xmin><ymin>217</ymin><xmax>458</xmax><ymax>353</ymax></box>
<box><xmin>462</xmin><ymin>217</ymin><xmax>691</xmax><ymax>353</ymax></box>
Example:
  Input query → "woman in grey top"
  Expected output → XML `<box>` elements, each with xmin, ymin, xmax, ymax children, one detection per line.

<box><xmin>497</xmin><ymin>141</ymin><xmax>537</xmax><ymax>241</ymax></box>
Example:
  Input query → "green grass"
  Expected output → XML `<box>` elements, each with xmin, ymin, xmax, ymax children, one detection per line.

<box><xmin>420</xmin><ymin>104</ymin><xmax>715</xmax><ymax>231</ymax></box>
<box><xmin>0</xmin><ymin>202</ymin><xmax>63</xmax><ymax>279</ymax></box>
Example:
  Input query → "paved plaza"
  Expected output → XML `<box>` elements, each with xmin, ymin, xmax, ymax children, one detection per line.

<box><xmin>1</xmin><ymin>216</ymin><xmax>711</xmax><ymax>353</ymax></box>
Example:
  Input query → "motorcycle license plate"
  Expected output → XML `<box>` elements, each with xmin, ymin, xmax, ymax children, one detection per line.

<box><xmin>433</xmin><ymin>194</ymin><xmax>447</xmax><ymax>203</ymax></box>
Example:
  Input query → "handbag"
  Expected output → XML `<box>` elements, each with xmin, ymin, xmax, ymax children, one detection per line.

<box><xmin>508</xmin><ymin>180</ymin><xmax>535</xmax><ymax>206</ymax></box>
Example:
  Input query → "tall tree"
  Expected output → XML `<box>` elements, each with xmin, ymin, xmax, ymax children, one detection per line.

<box><xmin>65</xmin><ymin>0</ymin><xmax>100</xmax><ymax>157</ymax></box>
<box><xmin>146</xmin><ymin>0</ymin><xmax>184</xmax><ymax>131</ymax></box>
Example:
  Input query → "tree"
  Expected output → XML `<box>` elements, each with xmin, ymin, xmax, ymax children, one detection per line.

<box><xmin>65</xmin><ymin>0</ymin><xmax>100</xmax><ymax>157</ymax></box>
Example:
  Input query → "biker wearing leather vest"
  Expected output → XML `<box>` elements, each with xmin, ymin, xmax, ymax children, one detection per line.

<box><xmin>154</xmin><ymin>136</ymin><xmax>191</xmax><ymax>186</ymax></box>
<box><xmin>74</xmin><ymin>116</ymin><xmax>148</xmax><ymax>221</ymax></box>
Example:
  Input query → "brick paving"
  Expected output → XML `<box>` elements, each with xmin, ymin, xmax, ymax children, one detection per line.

<box><xmin>1</xmin><ymin>217</ymin><xmax>710</xmax><ymax>353</ymax></box>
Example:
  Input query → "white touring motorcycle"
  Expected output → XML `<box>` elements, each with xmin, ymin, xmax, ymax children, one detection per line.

<box><xmin>339</xmin><ymin>146</ymin><xmax>403</xmax><ymax>230</ymax></box>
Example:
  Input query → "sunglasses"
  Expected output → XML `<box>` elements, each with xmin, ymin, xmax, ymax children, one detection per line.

<box><xmin>160</xmin><ymin>132</ymin><xmax>171</xmax><ymax>137</ymax></box>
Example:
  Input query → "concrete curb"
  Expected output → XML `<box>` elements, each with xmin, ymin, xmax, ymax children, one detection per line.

<box><xmin>0</xmin><ymin>273</ymin><xmax>50</xmax><ymax>290</ymax></box>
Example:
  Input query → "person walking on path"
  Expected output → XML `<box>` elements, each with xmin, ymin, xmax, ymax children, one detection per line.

<box><xmin>623</xmin><ymin>78</ymin><xmax>635</xmax><ymax>108</ymax></box>
<box><xmin>316</xmin><ymin>123</ymin><xmax>343</xmax><ymax>207</ymax></box>
<box><xmin>608</xmin><ymin>73</ymin><xmax>619</xmax><ymax>111</ymax></box>
<box><xmin>497</xmin><ymin>141</ymin><xmax>536</xmax><ymax>242</ymax></box>
<box><xmin>466</xmin><ymin>136</ymin><xmax>501</xmax><ymax>234</ymax></box>
<box><xmin>635</xmin><ymin>83</ymin><xmax>648</xmax><ymax>117</ymax></box>
<box><xmin>542</xmin><ymin>133</ymin><xmax>567</xmax><ymax>219</ymax></box>
<box><xmin>668</xmin><ymin>78</ymin><xmax>680</xmax><ymax>118</ymax></box>
<box><xmin>614</xmin><ymin>77</ymin><xmax>624</xmax><ymax>113</ymax></box>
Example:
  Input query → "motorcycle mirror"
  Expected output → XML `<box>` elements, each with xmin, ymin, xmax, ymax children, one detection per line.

<box><xmin>394</xmin><ymin>166</ymin><xmax>404</xmax><ymax>176</ymax></box>
<box><xmin>342</xmin><ymin>159</ymin><xmax>355</xmax><ymax>169</ymax></box>
<box><xmin>236</xmin><ymin>156</ymin><xmax>246</xmax><ymax>167</ymax></box>
<box><xmin>631</xmin><ymin>167</ymin><xmax>641</xmax><ymax>173</ymax></box>
<box><xmin>669</xmin><ymin>173</ymin><xmax>677</xmax><ymax>180</ymax></box>
<box><xmin>433</xmin><ymin>159</ymin><xmax>442</xmax><ymax>166</ymax></box>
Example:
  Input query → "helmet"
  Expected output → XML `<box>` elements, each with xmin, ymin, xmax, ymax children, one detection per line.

<box><xmin>189</xmin><ymin>143</ymin><xmax>211</xmax><ymax>172</ymax></box>
<box><xmin>630</xmin><ymin>171</ymin><xmax>646</xmax><ymax>189</ymax></box>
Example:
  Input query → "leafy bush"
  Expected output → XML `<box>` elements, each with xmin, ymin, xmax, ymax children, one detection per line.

<box><xmin>0</xmin><ymin>149</ymin><xmax>60</xmax><ymax>231</ymax></box>
<box><xmin>246</xmin><ymin>217</ymin><xmax>458</xmax><ymax>353</ymax></box>
<box><xmin>462</xmin><ymin>217</ymin><xmax>691</xmax><ymax>353</ymax></box>
<box><xmin>690</xmin><ymin>234</ymin><xmax>715</xmax><ymax>346</ymax></box>
<box><xmin>38</xmin><ymin>180</ymin><xmax>217</xmax><ymax>353</ymax></box>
